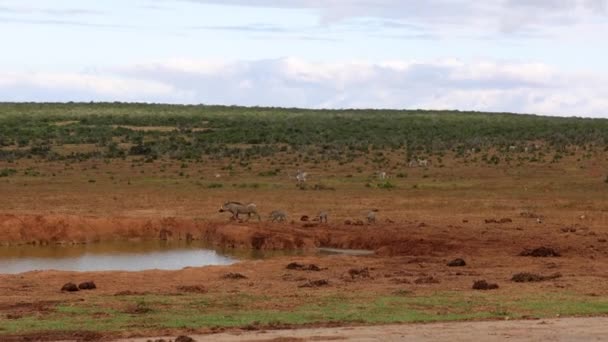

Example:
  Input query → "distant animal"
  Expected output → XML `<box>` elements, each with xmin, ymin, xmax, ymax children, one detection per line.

<box><xmin>269</xmin><ymin>210</ymin><xmax>287</xmax><ymax>222</ymax></box>
<box><xmin>378</xmin><ymin>171</ymin><xmax>387</xmax><ymax>180</ymax></box>
<box><xmin>417</xmin><ymin>159</ymin><xmax>429</xmax><ymax>168</ymax></box>
<box><xmin>509</xmin><ymin>145</ymin><xmax>517</xmax><ymax>151</ymax></box>
<box><xmin>296</xmin><ymin>170</ymin><xmax>308</xmax><ymax>183</ymax></box>
<box><xmin>215</xmin><ymin>173</ymin><xmax>222</xmax><ymax>178</ymax></box>
<box><xmin>219</xmin><ymin>201</ymin><xmax>261</xmax><ymax>221</ymax></box>
<box><xmin>367</xmin><ymin>209</ymin><xmax>378</xmax><ymax>224</ymax></box>
<box><xmin>408</xmin><ymin>160</ymin><xmax>418</xmax><ymax>168</ymax></box>
<box><xmin>318</xmin><ymin>211</ymin><xmax>328</xmax><ymax>223</ymax></box>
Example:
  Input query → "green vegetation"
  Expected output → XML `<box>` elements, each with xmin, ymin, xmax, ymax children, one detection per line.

<box><xmin>2</xmin><ymin>292</ymin><xmax>607</xmax><ymax>335</ymax></box>
<box><xmin>0</xmin><ymin>102</ymin><xmax>606</xmax><ymax>164</ymax></box>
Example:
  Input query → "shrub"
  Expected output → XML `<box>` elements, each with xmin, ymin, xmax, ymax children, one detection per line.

<box><xmin>377</xmin><ymin>181</ymin><xmax>396</xmax><ymax>189</ymax></box>
<box><xmin>0</xmin><ymin>168</ymin><xmax>17</xmax><ymax>177</ymax></box>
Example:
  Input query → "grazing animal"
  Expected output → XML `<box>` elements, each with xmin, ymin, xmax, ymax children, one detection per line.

<box><xmin>296</xmin><ymin>170</ymin><xmax>308</xmax><ymax>183</ymax></box>
<box><xmin>417</xmin><ymin>159</ymin><xmax>429</xmax><ymax>168</ymax></box>
<box><xmin>219</xmin><ymin>201</ymin><xmax>261</xmax><ymax>221</ymax></box>
<box><xmin>269</xmin><ymin>210</ymin><xmax>287</xmax><ymax>222</ymax></box>
<box><xmin>367</xmin><ymin>210</ymin><xmax>378</xmax><ymax>224</ymax></box>
<box><xmin>318</xmin><ymin>211</ymin><xmax>328</xmax><ymax>223</ymax></box>
<box><xmin>378</xmin><ymin>171</ymin><xmax>387</xmax><ymax>180</ymax></box>
<box><xmin>408</xmin><ymin>160</ymin><xmax>418</xmax><ymax>168</ymax></box>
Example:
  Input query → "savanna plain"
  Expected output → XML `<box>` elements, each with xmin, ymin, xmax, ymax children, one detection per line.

<box><xmin>0</xmin><ymin>103</ymin><xmax>607</xmax><ymax>341</ymax></box>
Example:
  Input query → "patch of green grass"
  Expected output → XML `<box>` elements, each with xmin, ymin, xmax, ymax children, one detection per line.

<box><xmin>2</xmin><ymin>292</ymin><xmax>608</xmax><ymax>335</ymax></box>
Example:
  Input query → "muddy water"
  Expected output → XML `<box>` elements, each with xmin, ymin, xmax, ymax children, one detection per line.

<box><xmin>0</xmin><ymin>241</ymin><xmax>242</xmax><ymax>274</ymax></box>
<box><xmin>0</xmin><ymin>242</ymin><xmax>371</xmax><ymax>274</ymax></box>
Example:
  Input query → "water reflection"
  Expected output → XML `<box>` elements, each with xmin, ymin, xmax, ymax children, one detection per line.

<box><xmin>0</xmin><ymin>241</ymin><xmax>371</xmax><ymax>274</ymax></box>
<box><xmin>0</xmin><ymin>241</ymin><xmax>236</xmax><ymax>274</ymax></box>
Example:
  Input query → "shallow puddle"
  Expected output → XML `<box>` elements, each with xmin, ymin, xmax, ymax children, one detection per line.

<box><xmin>0</xmin><ymin>241</ymin><xmax>238</xmax><ymax>274</ymax></box>
<box><xmin>0</xmin><ymin>241</ymin><xmax>372</xmax><ymax>274</ymax></box>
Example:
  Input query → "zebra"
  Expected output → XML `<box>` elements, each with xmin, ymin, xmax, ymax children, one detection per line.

<box><xmin>296</xmin><ymin>170</ymin><xmax>308</xmax><ymax>183</ymax></box>
<box><xmin>317</xmin><ymin>211</ymin><xmax>328</xmax><ymax>223</ymax></box>
<box><xmin>367</xmin><ymin>209</ymin><xmax>378</xmax><ymax>224</ymax></box>
<box><xmin>269</xmin><ymin>210</ymin><xmax>287</xmax><ymax>222</ymax></box>
<box><xmin>219</xmin><ymin>201</ymin><xmax>261</xmax><ymax>221</ymax></box>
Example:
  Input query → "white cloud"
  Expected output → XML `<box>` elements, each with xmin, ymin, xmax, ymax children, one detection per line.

<box><xmin>1</xmin><ymin>58</ymin><xmax>606</xmax><ymax>117</ymax></box>
<box><xmin>175</xmin><ymin>0</ymin><xmax>608</xmax><ymax>35</ymax></box>
<box><xmin>0</xmin><ymin>71</ymin><xmax>179</xmax><ymax>102</ymax></box>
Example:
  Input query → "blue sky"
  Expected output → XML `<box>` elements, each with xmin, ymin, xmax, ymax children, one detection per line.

<box><xmin>1</xmin><ymin>0</ymin><xmax>607</xmax><ymax>117</ymax></box>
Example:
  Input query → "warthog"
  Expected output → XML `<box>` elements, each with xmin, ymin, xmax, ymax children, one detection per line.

<box><xmin>318</xmin><ymin>211</ymin><xmax>328</xmax><ymax>223</ymax></box>
<box><xmin>269</xmin><ymin>210</ymin><xmax>287</xmax><ymax>222</ymax></box>
<box><xmin>219</xmin><ymin>201</ymin><xmax>261</xmax><ymax>221</ymax></box>
<box><xmin>367</xmin><ymin>209</ymin><xmax>378</xmax><ymax>224</ymax></box>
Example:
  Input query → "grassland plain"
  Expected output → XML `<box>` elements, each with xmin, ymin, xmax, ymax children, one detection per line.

<box><xmin>0</xmin><ymin>103</ymin><xmax>608</xmax><ymax>340</ymax></box>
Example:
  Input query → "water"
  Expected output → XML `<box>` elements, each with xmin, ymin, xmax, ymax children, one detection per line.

<box><xmin>0</xmin><ymin>241</ymin><xmax>236</xmax><ymax>274</ymax></box>
<box><xmin>0</xmin><ymin>242</ymin><xmax>373</xmax><ymax>274</ymax></box>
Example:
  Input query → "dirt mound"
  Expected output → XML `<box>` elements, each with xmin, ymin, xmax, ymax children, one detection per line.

<box><xmin>221</xmin><ymin>273</ymin><xmax>248</xmax><ymax>280</ymax></box>
<box><xmin>286</xmin><ymin>263</ymin><xmax>321</xmax><ymax>271</ymax></box>
<box><xmin>348</xmin><ymin>268</ymin><xmax>370</xmax><ymax>279</ymax></box>
<box><xmin>511</xmin><ymin>272</ymin><xmax>562</xmax><ymax>283</ymax></box>
<box><xmin>78</xmin><ymin>281</ymin><xmax>96</xmax><ymax>290</ymax></box>
<box><xmin>519</xmin><ymin>247</ymin><xmax>561</xmax><ymax>257</ymax></box>
<box><xmin>472</xmin><ymin>280</ymin><xmax>499</xmax><ymax>290</ymax></box>
<box><xmin>176</xmin><ymin>285</ymin><xmax>207</xmax><ymax>293</ymax></box>
<box><xmin>298</xmin><ymin>279</ymin><xmax>329</xmax><ymax>288</ymax></box>
<box><xmin>447</xmin><ymin>258</ymin><xmax>467</xmax><ymax>267</ymax></box>
<box><xmin>61</xmin><ymin>282</ymin><xmax>78</xmax><ymax>292</ymax></box>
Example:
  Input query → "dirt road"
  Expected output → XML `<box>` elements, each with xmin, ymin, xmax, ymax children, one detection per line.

<box><xmin>117</xmin><ymin>317</ymin><xmax>608</xmax><ymax>342</ymax></box>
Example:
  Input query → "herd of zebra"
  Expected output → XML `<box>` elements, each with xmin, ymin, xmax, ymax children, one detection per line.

<box><xmin>216</xmin><ymin>163</ymin><xmax>430</xmax><ymax>225</ymax></box>
<box><xmin>219</xmin><ymin>202</ymin><xmax>378</xmax><ymax>225</ymax></box>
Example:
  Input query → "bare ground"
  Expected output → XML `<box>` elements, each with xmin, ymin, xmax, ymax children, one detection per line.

<box><xmin>116</xmin><ymin>317</ymin><xmax>608</xmax><ymax>342</ymax></box>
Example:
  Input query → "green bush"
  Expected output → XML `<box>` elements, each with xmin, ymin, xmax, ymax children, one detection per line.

<box><xmin>0</xmin><ymin>168</ymin><xmax>17</xmax><ymax>177</ymax></box>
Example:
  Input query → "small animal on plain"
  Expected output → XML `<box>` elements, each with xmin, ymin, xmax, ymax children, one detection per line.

<box><xmin>296</xmin><ymin>170</ymin><xmax>308</xmax><ymax>183</ymax></box>
<box><xmin>417</xmin><ymin>159</ymin><xmax>429</xmax><ymax>168</ymax></box>
<box><xmin>377</xmin><ymin>171</ymin><xmax>387</xmax><ymax>180</ymax></box>
<box><xmin>219</xmin><ymin>201</ymin><xmax>261</xmax><ymax>221</ymax></box>
<box><xmin>367</xmin><ymin>209</ymin><xmax>379</xmax><ymax>224</ymax></box>
<box><xmin>318</xmin><ymin>211</ymin><xmax>328</xmax><ymax>223</ymax></box>
<box><xmin>269</xmin><ymin>210</ymin><xmax>287</xmax><ymax>222</ymax></box>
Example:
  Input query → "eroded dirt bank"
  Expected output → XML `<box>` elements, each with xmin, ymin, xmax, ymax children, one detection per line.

<box><xmin>1</xmin><ymin>213</ymin><xmax>606</xmax><ymax>258</ymax></box>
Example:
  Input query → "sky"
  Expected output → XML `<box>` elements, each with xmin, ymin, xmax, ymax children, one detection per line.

<box><xmin>1</xmin><ymin>0</ymin><xmax>607</xmax><ymax>117</ymax></box>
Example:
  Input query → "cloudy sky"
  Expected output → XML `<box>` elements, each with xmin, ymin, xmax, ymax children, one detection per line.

<box><xmin>1</xmin><ymin>0</ymin><xmax>607</xmax><ymax>117</ymax></box>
